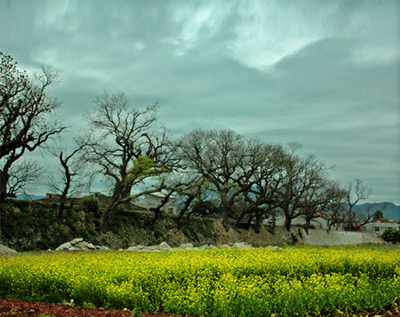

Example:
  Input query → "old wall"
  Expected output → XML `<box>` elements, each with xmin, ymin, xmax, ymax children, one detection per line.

<box><xmin>212</xmin><ymin>221</ymin><xmax>305</xmax><ymax>246</ymax></box>
<box><xmin>301</xmin><ymin>229</ymin><xmax>382</xmax><ymax>245</ymax></box>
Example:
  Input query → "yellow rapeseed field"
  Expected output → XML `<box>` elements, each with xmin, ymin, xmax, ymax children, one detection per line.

<box><xmin>0</xmin><ymin>245</ymin><xmax>399</xmax><ymax>316</ymax></box>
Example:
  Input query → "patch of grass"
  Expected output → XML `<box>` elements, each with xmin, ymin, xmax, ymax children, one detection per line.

<box><xmin>154</xmin><ymin>229</ymin><xmax>164</xmax><ymax>240</ymax></box>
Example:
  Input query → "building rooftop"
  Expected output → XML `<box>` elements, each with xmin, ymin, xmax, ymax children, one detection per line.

<box><xmin>148</xmin><ymin>192</ymin><xmax>177</xmax><ymax>199</ymax></box>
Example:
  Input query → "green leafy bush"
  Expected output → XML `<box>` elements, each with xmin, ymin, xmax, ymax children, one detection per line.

<box><xmin>381</xmin><ymin>228</ymin><xmax>400</xmax><ymax>244</ymax></box>
<box><xmin>81</xmin><ymin>197</ymin><xmax>99</xmax><ymax>214</ymax></box>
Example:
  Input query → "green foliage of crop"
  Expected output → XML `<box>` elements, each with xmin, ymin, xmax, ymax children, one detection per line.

<box><xmin>0</xmin><ymin>245</ymin><xmax>399</xmax><ymax>316</ymax></box>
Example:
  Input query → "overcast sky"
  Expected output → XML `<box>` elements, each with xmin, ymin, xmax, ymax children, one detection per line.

<box><xmin>1</xmin><ymin>0</ymin><xmax>399</xmax><ymax>204</ymax></box>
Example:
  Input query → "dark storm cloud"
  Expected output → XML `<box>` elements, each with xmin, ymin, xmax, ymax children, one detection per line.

<box><xmin>0</xmin><ymin>0</ymin><xmax>399</xmax><ymax>203</ymax></box>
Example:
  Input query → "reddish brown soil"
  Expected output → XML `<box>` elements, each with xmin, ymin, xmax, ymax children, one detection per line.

<box><xmin>1</xmin><ymin>298</ymin><xmax>399</xmax><ymax>317</ymax></box>
<box><xmin>0</xmin><ymin>298</ymin><xmax>196</xmax><ymax>317</ymax></box>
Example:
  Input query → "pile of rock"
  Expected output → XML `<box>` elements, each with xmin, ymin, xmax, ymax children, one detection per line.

<box><xmin>1</xmin><ymin>239</ymin><xmax>282</xmax><ymax>254</ymax></box>
<box><xmin>127</xmin><ymin>242</ymin><xmax>173</xmax><ymax>252</ymax></box>
<box><xmin>127</xmin><ymin>241</ymin><xmax>270</xmax><ymax>252</ymax></box>
<box><xmin>0</xmin><ymin>243</ymin><xmax>17</xmax><ymax>254</ymax></box>
<box><xmin>54</xmin><ymin>239</ymin><xmax>282</xmax><ymax>252</ymax></box>
<box><xmin>55</xmin><ymin>238</ymin><xmax>110</xmax><ymax>251</ymax></box>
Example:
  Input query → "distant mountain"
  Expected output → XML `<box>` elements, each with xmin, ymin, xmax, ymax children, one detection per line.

<box><xmin>353</xmin><ymin>202</ymin><xmax>400</xmax><ymax>220</ymax></box>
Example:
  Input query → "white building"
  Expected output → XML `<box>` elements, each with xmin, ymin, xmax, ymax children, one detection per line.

<box><xmin>362</xmin><ymin>221</ymin><xmax>399</xmax><ymax>237</ymax></box>
<box><xmin>134</xmin><ymin>192</ymin><xmax>178</xmax><ymax>214</ymax></box>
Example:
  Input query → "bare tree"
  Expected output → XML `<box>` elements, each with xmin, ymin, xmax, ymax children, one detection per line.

<box><xmin>342</xmin><ymin>179</ymin><xmax>373</xmax><ymax>231</ymax></box>
<box><xmin>46</xmin><ymin>139</ymin><xmax>95</xmax><ymax>221</ymax></box>
<box><xmin>0</xmin><ymin>52</ymin><xmax>66</xmax><ymax>202</ymax></box>
<box><xmin>131</xmin><ymin>166</ymin><xmax>211</xmax><ymax>229</ymax></box>
<box><xmin>319</xmin><ymin>180</ymin><xmax>389</xmax><ymax>233</ymax></box>
<box><xmin>178</xmin><ymin>132</ymin><xmax>343</xmax><ymax>235</ymax></box>
<box><xmin>178</xmin><ymin>129</ymin><xmax>256</xmax><ymax>231</ymax></box>
<box><xmin>323</xmin><ymin>182</ymin><xmax>348</xmax><ymax>232</ymax></box>
<box><xmin>274</xmin><ymin>143</ymin><xmax>335</xmax><ymax>232</ymax></box>
<box><xmin>83</xmin><ymin>91</ymin><xmax>176</xmax><ymax>224</ymax></box>
<box><xmin>273</xmin><ymin>144</ymin><xmax>306</xmax><ymax>231</ymax></box>
<box><xmin>169</xmin><ymin>173</ymin><xmax>212</xmax><ymax>223</ymax></box>
<box><xmin>235</xmin><ymin>140</ymin><xmax>286</xmax><ymax>233</ymax></box>
<box><xmin>299</xmin><ymin>177</ymin><xmax>336</xmax><ymax>234</ymax></box>
<box><xmin>6</xmin><ymin>159</ymin><xmax>45</xmax><ymax>198</ymax></box>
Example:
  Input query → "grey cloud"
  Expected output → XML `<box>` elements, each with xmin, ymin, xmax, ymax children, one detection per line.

<box><xmin>0</xmin><ymin>0</ymin><xmax>398</xmax><ymax>204</ymax></box>
<box><xmin>250</xmin><ymin>122</ymin><xmax>399</xmax><ymax>203</ymax></box>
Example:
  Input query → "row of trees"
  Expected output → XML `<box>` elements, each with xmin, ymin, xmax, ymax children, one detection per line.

<box><xmin>175</xmin><ymin>131</ymin><xmax>382</xmax><ymax>233</ymax></box>
<box><xmin>0</xmin><ymin>53</ymin><xmax>385</xmax><ymax>233</ymax></box>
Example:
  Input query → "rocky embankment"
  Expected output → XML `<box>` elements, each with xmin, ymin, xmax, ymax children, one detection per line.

<box><xmin>0</xmin><ymin>199</ymin><xmax>305</xmax><ymax>252</ymax></box>
<box><xmin>0</xmin><ymin>238</ymin><xmax>283</xmax><ymax>254</ymax></box>
<box><xmin>55</xmin><ymin>238</ymin><xmax>282</xmax><ymax>252</ymax></box>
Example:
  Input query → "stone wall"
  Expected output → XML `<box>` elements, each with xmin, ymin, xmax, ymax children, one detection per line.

<box><xmin>212</xmin><ymin>221</ymin><xmax>305</xmax><ymax>246</ymax></box>
<box><xmin>91</xmin><ymin>219</ymin><xmax>305</xmax><ymax>250</ymax></box>
<box><xmin>301</xmin><ymin>229</ymin><xmax>382</xmax><ymax>245</ymax></box>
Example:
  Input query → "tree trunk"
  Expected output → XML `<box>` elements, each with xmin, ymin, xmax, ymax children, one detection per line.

<box><xmin>0</xmin><ymin>151</ymin><xmax>23</xmax><ymax>203</ymax></box>
<box><xmin>326</xmin><ymin>219</ymin><xmax>332</xmax><ymax>233</ymax></box>
<box><xmin>176</xmin><ymin>195</ymin><xmax>195</xmax><ymax>224</ymax></box>
<box><xmin>222</xmin><ymin>206</ymin><xmax>230</xmax><ymax>232</ymax></box>
<box><xmin>284</xmin><ymin>215</ymin><xmax>292</xmax><ymax>232</ymax></box>
<box><xmin>150</xmin><ymin>191</ymin><xmax>173</xmax><ymax>230</ymax></box>
<box><xmin>100</xmin><ymin>196</ymin><xmax>121</xmax><ymax>226</ymax></box>
<box><xmin>58</xmin><ymin>185</ymin><xmax>70</xmax><ymax>222</ymax></box>
<box><xmin>221</xmin><ymin>191</ymin><xmax>230</xmax><ymax>232</ymax></box>
<box><xmin>0</xmin><ymin>157</ymin><xmax>16</xmax><ymax>203</ymax></box>
<box><xmin>58</xmin><ymin>195</ymin><xmax>66</xmax><ymax>222</ymax></box>
<box><xmin>0</xmin><ymin>170</ymin><xmax>9</xmax><ymax>203</ymax></box>
<box><xmin>234</xmin><ymin>210</ymin><xmax>246</xmax><ymax>229</ymax></box>
<box><xmin>304</xmin><ymin>218</ymin><xmax>310</xmax><ymax>234</ymax></box>
<box><xmin>101</xmin><ymin>181</ymin><xmax>124</xmax><ymax>225</ymax></box>
<box><xmin>254</xmin><ymin>213</ymin><xmax>261</xmax><ymax>234</ymax></box>
<box><xmin>68</xmin><ymin>200</ymin><xmax>74</xmax><ymax>217</ymax></box>
<box><xmin>245</xmin><ymin>214</ymin><xmax>254</xmax><ymax>230</ymax></box>
<box><xmin>120</xmin><ymin>186</ymin><xmax>132</xmax><ymax>210</ymax></box>
<box><xmin>150</xmin><ymin>208</ymin><xmax>161</xmax><ymax>231</ymax></box>
<box><xmin>268</xmin><ymin>211</ymin><xmax>276</xmax><ymax>234</ymax></box>
<box><xmin>101</xmin><ymin>204</ymin><xmax>113</xmax><ymax>226</ymax></box>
